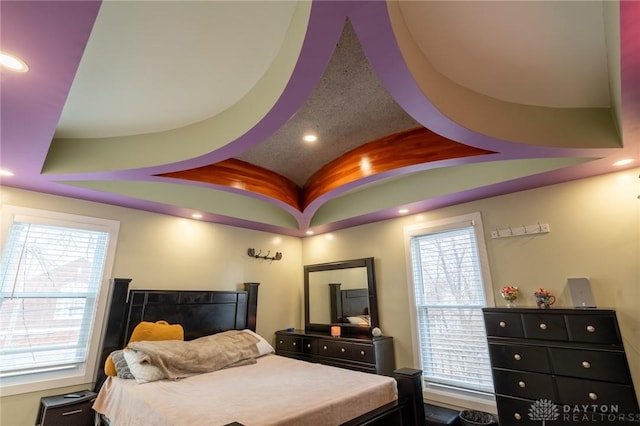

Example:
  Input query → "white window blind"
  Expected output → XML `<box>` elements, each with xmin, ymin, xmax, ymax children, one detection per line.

<box><xmin>408</xmin><ymin>218</ymin><xmax>494</xmax><ymax>394</ymax></box>
<box><xmin>0</xmin><ymin>218</ymin><xmax>110</xmax><ymax>379</ymax></box>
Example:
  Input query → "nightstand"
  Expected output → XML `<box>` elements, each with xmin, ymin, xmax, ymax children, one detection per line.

<box><xmin>36</xmin><ymin>390</ymin><xmax>97</xmax><ymax>426</ymax></box>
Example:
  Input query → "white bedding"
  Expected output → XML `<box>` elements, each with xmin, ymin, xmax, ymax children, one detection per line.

<box><xmin>93</xmin><ymin>354</ymin><xmax>397</xmax><ymax>426</ymax></box>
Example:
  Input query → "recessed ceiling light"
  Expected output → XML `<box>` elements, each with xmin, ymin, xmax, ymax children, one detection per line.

<box><xmin>191</xmin><ymin>213</ymin><xmax>203</xmax><ymax>219</ymax></box>
<box><xmin>303</xmin><ymin>134</ymin><xmax>317</xmax><ymax>143</ymax></box>
<box><xmin>360</xmin><ymin>157</ymin><xmax>372</xmax><ymax>176</ymax></box>
<box><xmin>306</xmin><ymin>230</ymin><xmax>314</xmax><ymax>235</ymax></box>
<box><xmin>0</xmin><ymin>51</ymin><xmax>29</xmax><ymax>72</ymax></box>
<box><xmin>613</xmin><ymin>158</ymin><xmax>635</xmax><ymax>167</ymax></box>
<box><xmin>0</xmin><ymin>169</ymin><xmax>15</xmax><ymax>177</ymax></box>
<box><xmin>398</xmin><ymin>209</ymin><xmax>409</xmax><ymax>215</ymax></box>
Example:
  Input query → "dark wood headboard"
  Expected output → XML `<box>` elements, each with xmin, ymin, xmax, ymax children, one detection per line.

<box><xmin>93</xmin><ymin>278</ymin><xmax>259</xmax><ymax>392</ymax></box>
<box><xmin>330</xmin><ymin>283</ymin><xmax>369</xmax><ymax>323</ymax></box>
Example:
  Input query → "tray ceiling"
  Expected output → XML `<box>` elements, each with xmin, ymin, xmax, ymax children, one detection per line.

<box><xmin>1</xmin><ymin>1</ymin><xmax>638</xmax><ymax>236</ymax></box>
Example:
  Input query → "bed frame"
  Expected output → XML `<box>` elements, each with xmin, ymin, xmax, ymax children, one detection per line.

<box><xmin>94</xmin><ymin>278</ymin><xmax>425</xmax><ymax>426</ymax></box>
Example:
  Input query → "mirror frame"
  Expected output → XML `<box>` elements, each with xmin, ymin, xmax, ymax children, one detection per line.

<box><xmin>304</xmin><ymin>257</ymin><xmax>378</xmax><ymax>335</ymax></box>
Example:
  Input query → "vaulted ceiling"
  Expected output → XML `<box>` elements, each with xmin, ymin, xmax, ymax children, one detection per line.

<box><xmin>1</xmin><ymin>1</ymin><xmax>638</xmax><ymax>237</ymax></box>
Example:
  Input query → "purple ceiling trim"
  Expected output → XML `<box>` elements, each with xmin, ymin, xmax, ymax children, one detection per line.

<box><xmin>621</xmin><ymin>1</ymin><xmax>640</xmax><ymax>143</ymax></box>
<box><xmin>148</xmin><ymin>176</ymin><xmax>304</xmax><ymax>219</ymax></box>
<box><xmin>81</xmin><ymin>1</ymin><xmax>350</xmax><ymax>178</ymax></box>
<box><xmin>347</xmin><ymin>1</ymin><xmax>621</xmax><ymax>158</ymax></box>
<box><xmin>39</xmin><ymin>182</ymin><xmax>303</xmax><ymax>237</ymax></box>
<box><xmin>1</xmin><ymin>0</ymin><xmax>635</xmax><ymax>237</ymax></box>
<box><xmin>306</xmin><ymin>157</ymin><xmax>628</xmax><ymax>236</ymax></box>
<box><xmin>0</xmin><ymin>1</ymin><xmax>101</xmax><ymax>178</ymax></box>
<box><xmin>346</xmin><ymin>1</ymin><xmax>512</xmax><ymax>154</ymax></box>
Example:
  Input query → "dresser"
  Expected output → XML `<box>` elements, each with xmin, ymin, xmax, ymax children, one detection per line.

<box><xmin>275</xmin><ymin>329</ymin><xmax>395</xmax><ymax>376</ymax></box>
<box><xmin>483</xmin><ymin>308</ymin><xmax>639</xmax><ymax>425</ymax></box>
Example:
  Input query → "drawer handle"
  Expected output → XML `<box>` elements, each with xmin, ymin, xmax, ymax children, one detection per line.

<box><xmin>518</xmin><ymin>380</ymin><xmax>526</xmax><ymax>388</ymax></box>
<box><xmin>360</xmin><ymin>350</ymin><xmax>365</xmax><ymax>356</ymax></box>
<box><xmin>539</xmin><ymin>323</ymin><xmax>547</xmax><ymax>330</ymax></box>
<box><xmin>513</xmin><ymin>354</ymin><xmax>521</xmax><ymax>361</ymax></box>
<box><xmin>279</xmin><ymin>340</ymin><xmax>284</xmax><ymax>344</ymax></box>
<box><xmin>587</xmin><ymin>325</ymin><xmax>596</xmax><ymax>333</ymax></box>
<box><xmin>589</xmin><ymin>392</ymin><xmax>598</xmax><ymax>401</ymax></box>
<box><xmin>341</xmin><ymin>348</ymin><xmax>346</xmax><ymax>353</ymax></box>
<box><xmin>323</xmin><ymin>345</ymin><xmax>328</xmax><ymax>350</ymax></box>
<box><xmin>514</xmin><ymin>413</ymin><xmax>522</xmax><ymax>420</ymax></box>
<box><xmin>292</xmin><ymin>342</ymin><xmax>296</xmax><ymax>346</ymax></box>
<box><xmin>63</xmin><ymin>409</ymin><xmax>83</xmax><ymax>416</ymax></box>
<box><xmin>307</xmin><ymin>343</ymin><xmax>312</xmax><ymax>348</ymax></box>
<box><xmin>582</xmin><ymin>361</ymin><xmax>591</xmax><ymax>369</ymax></box>
<box><xmin>499</xmin><ymin>321</ymin><xmax>507</xmax><ymax>328</ymax></box>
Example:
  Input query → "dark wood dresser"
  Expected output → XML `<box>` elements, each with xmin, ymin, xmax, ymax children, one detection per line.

<box><xmin>483</xmin><ymin>308</ymin><xmax>639</xmax><ymax>425</ymax></box>
<box><xmin>275</xmin><ymin>329</ymin><xmax>395</xmax><ymax>376</ymax></box>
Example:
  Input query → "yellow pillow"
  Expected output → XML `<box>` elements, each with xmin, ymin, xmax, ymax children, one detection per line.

<box><xmin>105</xmin><ymin>320</ymin><xmax>184</xmax><ymax>376</ymax></box>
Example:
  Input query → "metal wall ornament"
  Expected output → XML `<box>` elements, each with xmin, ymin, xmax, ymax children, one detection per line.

<box><xmin>247</xmin><ymin>248</ymin><xmax>282</xmax><ymax>261</ymax></box>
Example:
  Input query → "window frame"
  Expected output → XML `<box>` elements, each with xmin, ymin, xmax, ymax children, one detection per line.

<box><xmin>403</xmin><ymin>212</ymin><xmax>496</xmax><ymax>412</ymax></box>
<box><xmin>0</xmin><ymin>205</ymin><xmax>119</xmax><ymax>396</ymax></box>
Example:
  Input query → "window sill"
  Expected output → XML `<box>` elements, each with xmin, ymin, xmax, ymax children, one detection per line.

<box><xmin>422</xmin><ymin>387</ymin><xmax>497</xmax><ymax>415</ymax></box>
<box><xmin>0</xmin><ymin>369</ymin><xmax>91</xmax><ymax>396</ymax></box>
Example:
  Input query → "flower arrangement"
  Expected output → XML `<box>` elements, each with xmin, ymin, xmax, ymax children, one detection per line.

<box><xmin>500</xmin><ymin>285</ymin><xmax>519</xmax><ymax>301</ymax></box>
<box><xmin>534</xmin><ymin>287</ymin><xmax>551</xmax><ymax>297</ymax></box>
<box><xmin>534</xmin><ymin>287</ymin><xmax>556</xmax><ymax>308</ymax></box>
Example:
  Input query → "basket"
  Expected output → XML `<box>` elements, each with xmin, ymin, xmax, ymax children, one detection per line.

<box><xmin>458</xmin><ymin>410</ymin><xmax>497</xmax><ymax>426</ymax></box>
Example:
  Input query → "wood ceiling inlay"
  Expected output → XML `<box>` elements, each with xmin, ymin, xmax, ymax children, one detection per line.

<box><xmin>157</xmin><ymin>158</ymin><xmax>302</xmax><ymax>211</ymax></box>
<box><xmin>158</xmin><ymin>127</ymin><xmax>494</xmax><ymax>213</ymax></box>
<box><xmin>302</xmin><ymin>127</ymin><xmax>494</xmax><ymax>209</ymax></box>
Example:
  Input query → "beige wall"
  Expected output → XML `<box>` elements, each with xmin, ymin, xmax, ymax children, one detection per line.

<box><xmin>1</xmin><ymin>168</ymin><xmax>638</xmax><ymax>424</ymax></box>
<box><xmin>0</xmin><ymin>187</ymin><xmax>302</xmax><ymax>426</ymax></box>
<box><xmin>302</xmin><ymin>168</ymin><xmax>640</xmax><ymax>404</ymax></box>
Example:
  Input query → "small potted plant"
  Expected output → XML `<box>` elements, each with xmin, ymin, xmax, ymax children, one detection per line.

<box><xmin>534</xmin><ymin>287</ymin><xmax>556</xmax><ymax>309</ymax></box>
<box><xmin>500</xmin><ymin>285</ymin><xmax>519</xmax><ymax>307</ymax></box>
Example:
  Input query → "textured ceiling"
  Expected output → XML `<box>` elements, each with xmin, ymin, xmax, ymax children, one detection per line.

<box><xmin>1</xmin><ymin>1</ymin><xmax>639</xmax><ymax>237</ymax></box>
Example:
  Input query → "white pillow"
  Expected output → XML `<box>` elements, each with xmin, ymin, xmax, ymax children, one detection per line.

<box><xmin>242</xmin><ymin>329</ymin><xmax>275</xmax><ymax>356</ymax></box>
<box><xmin>347</xmin><ymin>315</ymin><xmax>370</xmax><ymax>325</ymax></box>
<box><xmin>123</xmin><ymin>348</ymin><xmax>167</xmax><ymax>383</ymax></box>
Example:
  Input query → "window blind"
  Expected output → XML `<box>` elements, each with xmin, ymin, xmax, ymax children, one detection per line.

<box><xmin>410</xmin><ymin>225</ymin><xmax>494</xmax><ymax>393</ymax></box>
<box><xmin>0</xmin><ymin>220</ymin><xmax>109</xmax><ymax>377</ymax></box>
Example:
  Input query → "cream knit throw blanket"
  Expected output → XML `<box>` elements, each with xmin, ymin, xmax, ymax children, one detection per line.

<box><xmin>127</xmin><ymin>329</ymin><xmax>260</xmax><ymax>381</ymax></box>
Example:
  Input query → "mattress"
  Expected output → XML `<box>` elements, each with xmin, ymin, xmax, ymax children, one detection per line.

<box><xmin>93</xmin><ymin>354</ymin><xmax>398</xmax><ymax>426</ymax></box>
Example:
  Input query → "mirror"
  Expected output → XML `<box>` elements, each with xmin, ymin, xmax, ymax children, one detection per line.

<box><xmin>304</xmin><ymin>257</ymin><xmax>378</xmax><ymax>335</ymax></box>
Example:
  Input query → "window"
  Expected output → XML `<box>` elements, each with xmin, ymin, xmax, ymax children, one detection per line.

<box><xmin>404</xmin><ymin>212</ymin><xmax>495</xmax><ymax>409</ymax></box>
<box><xmin>0</xmin><ymin>206</ymin><xmax>119</xmax><ymax>395</ymax></box>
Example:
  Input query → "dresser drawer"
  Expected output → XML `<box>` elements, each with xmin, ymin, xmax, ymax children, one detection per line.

<box><xmin>566</xmin><ymin>314</ymin><xmax>621</xmax><ymax>344</ymax></box>
<box><xmin>495</xmin><ymin>395</ymin><xmax>540</xmax><ymax>426</ymax></box>
<box><xmin>484</xmin><ymin>312</ymin><xmax>524</xmax><ymax>338</ymax></box>
<box><xmin>489</xmin><ymin>343</ymin><xmax>550</xmax><ymax>373</ymax></box>
<box><xmin>555</xmin><ymin>377</ymin><xmax>639</xmax><ymax>411</ymax></box>
<box><xmin>347</xmin><ymin>342</ymin><xmax>376</xmax><ymax>364</ymax></box>
<box><xmin>492</xmin><ymin>368</ymin><xmax>555</xmax><ymax>400</ymax></box>
<box><xmin>275</xmin><ymin>334</ymin><xmax>302</xmax><ymax>353</ymax></box>
<box><xmin>318</xmin><ymin>339</ymin><xmax>376</xmax><ymax>364</ymax></box>
<box><xmin>522</xmin><ymin>313</ymin><xmax>567</xmax><ymax>341</ymax></box>
<box><xmin>549</xmin><ymin>347</ymin><xmax>630</xmax><ymax>383</ymax></box>
<box><xmin>301</xmin><ymin>338</ymin><xmax>317</xmax><ymax>355</ymax></box>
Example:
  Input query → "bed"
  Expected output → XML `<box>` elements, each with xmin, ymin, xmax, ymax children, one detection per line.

<box><xmin>93</xmin><ymin>279</ymin><xmax>424</xmax><ymax>426</ymax></box>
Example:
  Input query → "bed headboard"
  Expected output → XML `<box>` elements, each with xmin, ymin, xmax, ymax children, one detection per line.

<box><xmin>94</xmin><ymin>278</ymin><xmax>259</xmax><ymax>392</ymax></box>
<box><xmin>330</xmin><ymin>283</ymin><xmax>370</xmax><ymax>323</ymax></box>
